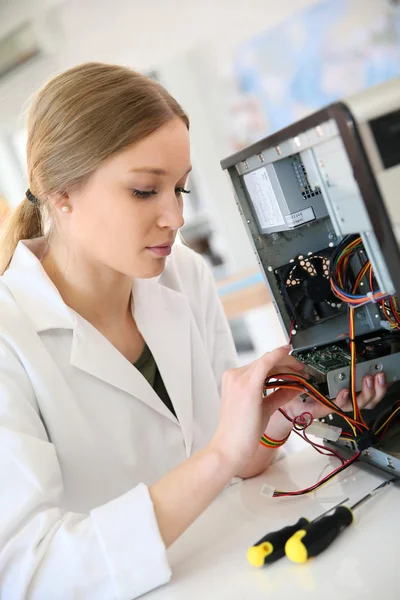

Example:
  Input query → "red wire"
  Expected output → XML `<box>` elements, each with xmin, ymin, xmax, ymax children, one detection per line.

<box><xmin>379</xmin><ymin>422</ymin><xmax>392</xmax><ymax>440</ymax></box>
<box><xmin>369</xmin><ymin>264</ymin><xmax>374</xmax><ymax>292</ymax></box>
<box><xmin>293</xmin><ymin>412</ymin><xmax>346</xmax><ymax>463</ymax></box>
<box><xmin>289</xmin><ymin>320</ymin><xmax>295</xmax><ymax>344</ymax></box>
<box><xmin>265</xmin><ymin>374</ymin><xmax>366</xmax><ymax>431</ymax></box>
<box><xmin>274</xmin><ymin>452</ymin><xmax>360</xmax><ymax>497</ymax></box>
<box><xmin>293</xmin><ymin>427</ymin><xmax>346</xmax><ymax>464</ymax></box>
<box><xmin>279</xmin><ymin>408</ymin><xmax>293</xmax><ymax>423</ymax></box>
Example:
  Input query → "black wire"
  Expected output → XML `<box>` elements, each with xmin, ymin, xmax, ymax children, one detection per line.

<box><xmin>266</xmin><ymin>379</ymin><xmax>362</xmax><ymax>425</ymax></box>
<box><xmin>372</xmin><ymin>401</ymin><xmax>400</xmax><ymax>435</ymax></box>
<box><xmin>273</xmin><ymin>453</ymin><xmax>359</xmax><ymax>497</ymax></box>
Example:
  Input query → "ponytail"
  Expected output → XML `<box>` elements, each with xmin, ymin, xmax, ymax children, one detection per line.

<box><xmin>0</xmin><ymin>198</ymin><xmax>43</xmax><ymax>274</ymax></box>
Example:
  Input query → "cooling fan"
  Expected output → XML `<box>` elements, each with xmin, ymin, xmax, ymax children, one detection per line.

<box><xmin>276</xmin><ymin>248</ymin><xmax>345</xmax><ymax>329</ymax></box>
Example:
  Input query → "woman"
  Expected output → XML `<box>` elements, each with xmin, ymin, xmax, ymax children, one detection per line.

<box><xmin>0</xmin><ymin>63</ymin><xmax>386</xmax><ymax>599</ymax></box>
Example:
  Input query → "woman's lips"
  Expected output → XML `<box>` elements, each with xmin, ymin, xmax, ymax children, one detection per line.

<box><xmin>147</xmin><ymin>244</ymin><xmax>172</xmax><ymax>257</ymax></box>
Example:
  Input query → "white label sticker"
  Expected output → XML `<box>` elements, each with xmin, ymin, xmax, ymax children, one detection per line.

<box><xmin>285</xmin><ymin>207</ymin><xmax>315</xmax><ymax>228</ymax></box>
<box><xmin>243</xmin><ymin>167</ymin><xmax>285</xmax><ymax>229</ymax></box>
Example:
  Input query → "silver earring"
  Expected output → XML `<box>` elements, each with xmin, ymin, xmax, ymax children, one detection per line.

<box><xmin>61</xmin><ymin>205</ymin><xmax>70</xmax><ymax>213</ymax></box>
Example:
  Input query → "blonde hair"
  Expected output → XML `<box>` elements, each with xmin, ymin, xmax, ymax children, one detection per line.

<box><xmin>0</xmin><ymin>62</ymin><xmax>189</xmax><ymax>274</ymax></box>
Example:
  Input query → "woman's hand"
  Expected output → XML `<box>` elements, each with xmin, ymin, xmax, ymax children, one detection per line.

<box><xmin>279</xmin><ymin>372</ymin><xmax>387</xmax><ymax>423</ymax></box>
<box><xmin>237</xmin><ymin>371</ymin><xmax>389</xmax><ymax>481</ymax></box>
<box><xmin>150</xmin><ymin>347</ymin><xmax>304</xmax><ymax>548</ymax></box>
<box><xmin>210</xmin><ymin>345</ymin><xmax>305</xmax><ymax>473</ymax></box>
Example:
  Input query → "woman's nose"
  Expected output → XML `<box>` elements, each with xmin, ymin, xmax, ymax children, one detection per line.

<box><xmin>157</xmin><ymin>198</ymin><xmax>185</xmax><ymax>230</ymax></box>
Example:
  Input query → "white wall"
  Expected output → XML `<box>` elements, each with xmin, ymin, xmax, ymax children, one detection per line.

<box><xmin>0</xmin><ymin>0</ymin><xmax>321</xmax><ymax>129</ymax></box>
<box><xmin>0</xmin><ymin>0</ymin><xmax>321</xmax><ymax>268</ymax></box>
<box><xmin>0</xmin><ymin>0</ymin><xmax>320</xmax><ymax>126</ymax></box>
<box><xmin>160</xmin><ymin>48</ymin><xmax>258</xmax><ymax>271</ymax></box>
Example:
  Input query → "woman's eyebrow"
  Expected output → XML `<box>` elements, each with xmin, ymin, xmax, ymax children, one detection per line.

<box><xmin>129</xmin><ymin>166</ymin><xmax>192</xmax><ymax>176</ymax></box>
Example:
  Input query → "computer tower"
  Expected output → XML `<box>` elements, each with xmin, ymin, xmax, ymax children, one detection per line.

<box><xmin>221</xmin><ymin>77</ymin><xmax>400</xmax><ymax>477</ymax></box>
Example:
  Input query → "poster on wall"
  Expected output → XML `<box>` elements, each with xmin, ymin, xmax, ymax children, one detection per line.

<box><xmin>225</xmin><ymin>0</ymin><xmax>400</xmax><ymax>150</ymax></box>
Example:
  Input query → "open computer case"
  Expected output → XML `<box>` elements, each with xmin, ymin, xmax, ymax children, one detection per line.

<box><xmin>221</xmin><ymin>77</ymin><xmax>400</xmax><ymax>478</ymax></box>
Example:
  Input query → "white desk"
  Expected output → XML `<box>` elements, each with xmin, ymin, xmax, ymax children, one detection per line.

<box><xmin>146</xmin><ymin>446</ymin><xmax>399</xmax><ymax>599</ymax></box>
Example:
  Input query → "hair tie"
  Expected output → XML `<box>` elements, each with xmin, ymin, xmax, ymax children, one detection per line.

<box><xmin>26</xmin><ymin>189</ymin><xmax>39</xmax><ymax>204</ymax></box>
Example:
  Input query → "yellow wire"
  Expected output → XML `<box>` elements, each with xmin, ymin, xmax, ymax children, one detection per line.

<box><xmin>265</xmin><ymin>374</ymin><xmax>360</xmax><ymax>436</ymax></box>
<box><xmin>375</xmin><ymin>406</ymin><xmax>400</xmax><ymax>435</ymax></box>
<box><xmin>353</xmin><ymin>261</ymin><xmax>371</xmax><ymax>291</ymax></box>
<box><xmin>274</xmin><ymin>478</ymin><xmax>336</xmax><ymax>495</ymax></box>
<box><xmin>273</xmin><ymin>460</ymin><xmax>356</xmax><ymax>495</ymax></box>
<box><xmin>382</xmin><ymin>303</ymin><xmax>400</xmax><ymax>330</ymax></box>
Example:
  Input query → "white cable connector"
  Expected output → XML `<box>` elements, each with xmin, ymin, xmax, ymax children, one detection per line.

<box><xmin>306</xmin><ymin>421</ymin><xmax>342</xmax><ymax>442</ymax></box>
<box><xmin>260</xmin><ymin>483</ymin><xmax>275</xmax><ymax>498</ymax></box>
<box><xmin>367</xmin><ymin>291</ymin><xmax>377</xmax><ymax>303</ymax></box>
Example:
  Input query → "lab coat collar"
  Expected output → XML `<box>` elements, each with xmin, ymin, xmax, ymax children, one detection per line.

<box><xmin>3</xmin><ymin>240</ymin><xmax>193</xmax><ymax>454</ymax></box>
<box><xmin>3</xmin><ymin>240</ymin><xmax>74</xmax><ymax>331</ymax></box>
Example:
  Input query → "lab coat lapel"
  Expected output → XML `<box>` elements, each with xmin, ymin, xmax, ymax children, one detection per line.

<box><xmin>70</xmin><ymin>313</ymin><xmax>178</xmax><ymax>425</ymax></box>
<box><xmin>133</xmin><ymin>278</ymin><xmax>193</xmax><ymax>456</ymax></box>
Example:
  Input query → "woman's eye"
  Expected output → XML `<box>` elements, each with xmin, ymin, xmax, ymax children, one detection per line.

<box><xmin>131</xmin><ymin>189</ymin><xmax>157</xmax><ymax>198</ymax></box>
<box><xmin>176</xmin><ymin>188</ymin><xmax>191</xmax><ymax>196</ymax></box>
<box><xmin>131</xmin><ymin>188</ymin><xmax>191</xmax><ymax>198</ymax></box>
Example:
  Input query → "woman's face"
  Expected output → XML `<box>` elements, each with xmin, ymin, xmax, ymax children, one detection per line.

<box><xmin>60</xmin><ymin>118</ymin><xmax>191</xmax><ymax>279</ymax></box>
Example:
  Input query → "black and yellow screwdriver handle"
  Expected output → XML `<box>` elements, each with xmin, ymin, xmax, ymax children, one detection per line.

<box><xmin>285</xmin><ymin>506</ymin><xmax>353</xmax><ymax>564</ymax></box>
<box><xmin>247</xmin><ymin>518</ymin><xmax>309</xmax><ymax>567</ymax></box>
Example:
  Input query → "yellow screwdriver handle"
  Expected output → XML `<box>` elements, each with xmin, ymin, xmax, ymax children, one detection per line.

<box><xmin>285</xmin><ymin>506</ymin><xmax>353</xmax><ymax>563</ymax></box>
<box><xmin>247</xmin><ymin>517</ymin><xmax>309</xmax><ymax>567</ymax></box>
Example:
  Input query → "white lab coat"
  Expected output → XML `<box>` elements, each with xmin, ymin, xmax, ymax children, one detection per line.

<box><xmin>0</xmin><ymin>240</ymin><xmax>238</xmax><ymax>599</ymax></box>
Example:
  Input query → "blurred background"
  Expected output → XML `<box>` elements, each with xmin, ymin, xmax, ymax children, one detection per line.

<box><xmin>0</xmin><ymin>0</ymin><xmax>400</xmax><ymax>363</ymax></box>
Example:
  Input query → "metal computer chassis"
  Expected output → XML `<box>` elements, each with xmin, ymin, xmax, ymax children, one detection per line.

<box><xmin>325</xmin><ymin>437</ymin><xmax>400</xmax><ymax>479</ymax></box>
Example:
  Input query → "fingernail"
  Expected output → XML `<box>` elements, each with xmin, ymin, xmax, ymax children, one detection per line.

<box><xmin>377</xmin><ymin>373</ymin><xmax>386</xmax><ymax>386</ymax></box>
<box><xmin>366</xmin><ymin>377</ymin><xmax>373</xmax><ymax>389</ymax></box>
<box><xmin>342</xmin><ymin>390</ymin><xmax>349</xmax><ymax>399</ymax></box>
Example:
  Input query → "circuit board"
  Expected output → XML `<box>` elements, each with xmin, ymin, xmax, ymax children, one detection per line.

<box><xmin>294</xmin><ymin>345</ymin><xmax>356</xmax><ymax>384</ymax></box>
<box><xmin>294</xmin><ymin>333</ymin><xmax>400</xmax><ymax>398</ymax></box>
<box><xmin>296</xmin><ymin>345</ymin><xmax>350</xmax><ymax>370</ymax></box>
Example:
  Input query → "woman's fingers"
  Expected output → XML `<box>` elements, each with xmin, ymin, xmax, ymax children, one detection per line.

<box><xmin>354</xmin><ymin>373</ymin><xmax>387</xmax><ymax>410</ymax></box>
<box><xmin>363</xmin><ymin>373</ymin><xmax>387</xmax><ymax>409</ymax></box>
<box><xmin>335</xmin><ymin>373</ymin><xmax>387</xmax><ymax>413</ymax></box>
<box><xmin>359</xmin><ymin>375</ymin><xmax>376</xmax><ymax>406</ymax></box>
<box><xmin>257</xmin><ymin>349</ymin><xmax>305</xmax><ymax>383</ymax></box>
<box><xmin>278</xmin><ymin>355</ymin><xmax>305</xmax><ymax>372</ymax></box>
<box><xmin>335</xmin><ymin>388</ymin><xmax>351</xmax><ymax>412</ymax></box>
<box><xmin>254</xmin><ymin>347</ymin><xmax>300</xmax><ymax>382</ymax></box>
<box><xmin>263</xmin><ymin>388</ymin><xmax>301</xmax><ymax>415</ymax></box>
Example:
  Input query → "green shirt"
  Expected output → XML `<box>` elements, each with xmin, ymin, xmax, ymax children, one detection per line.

<box><xmin>134</xmin><ymin>344</ymin><xmax>177</xmax><ymax>418</ymax></box>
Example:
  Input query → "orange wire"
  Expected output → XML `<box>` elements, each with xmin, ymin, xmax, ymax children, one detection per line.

<box><xmin>353</xmin><ymin>261</ymin><xmax>371</xmax><ymax>292</ymax></box>
<box><xmin>264</xmin><ymin>374</ymin><xmax>365</xmax><ymax>431</ymax></box>
<box><xmin>348</xmin><ymin>308</ymin><xmax>367</xmax><ymax>427</ymax></box>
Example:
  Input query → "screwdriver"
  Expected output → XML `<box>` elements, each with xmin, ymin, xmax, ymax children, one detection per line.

<box><xmin>247</xmin><ymin>499</ymin><xmax>348</xmax><ymax>567</ymax></box>
<box><xmin>285</xmin><ymin>478</ymin><xmax>394</xmax><ymax>564</ymax></box>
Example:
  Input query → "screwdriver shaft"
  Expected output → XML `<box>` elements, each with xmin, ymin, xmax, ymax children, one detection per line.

<box><xmin>351</xmin><ymin>478</ymin><xmax>395</xmax><ymax>511</ymax></box>
<box><xmin>285</xmin><ymin>478</ymin><xmax>395</xmax><ymax>564</ymax></box>
<box><xmin>311</xmin><ymin>498</ymin><xmax>349</xmax><ymax>522</ymax></box>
